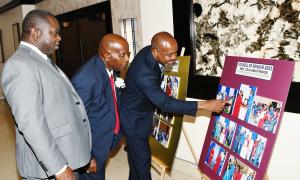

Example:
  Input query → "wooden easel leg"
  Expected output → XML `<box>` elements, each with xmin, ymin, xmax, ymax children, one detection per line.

<box><xmin>182</xmin><ymin>126</ymin><xmax>199</xmax><ymax>163</ymax></box>
<box><xmin>182</xmin><ymin>126</ymin><xmax>209</xmax><ymax>179</ymax></box>
<box><xmin>151</xmin><ymin>156</ymin><xmax>167</xmax><ymax>180</ymax></box>
<box><xmin>160</xmin><ymin>166</ymin><xmax>166</xmax><ymax>180</ymax></box>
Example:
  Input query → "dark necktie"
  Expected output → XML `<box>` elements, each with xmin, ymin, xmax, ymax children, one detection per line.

<box><xmin>109</xmin><ymin>75</ymin><xmax>120</xmax><ymax>134</ymax></box>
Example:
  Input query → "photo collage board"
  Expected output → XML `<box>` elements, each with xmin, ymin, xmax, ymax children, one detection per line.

<box><xmin>198</xmin><ymin>56</ymin><xmax>295</xmax><ymax>180</ymax></box>
<box><xmin>150</xmin><ymin>56</ymin><xmax>191</xmax><ymax>169</ymax></box>
<box><xmin>152</xmin><ymin>60</ymin><xmax>181</xmax><ymax>148</ymax></box>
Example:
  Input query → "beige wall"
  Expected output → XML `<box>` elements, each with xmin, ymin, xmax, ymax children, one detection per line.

<box><xmin>110</xmin><ymin>0</ymin><xmax>174</xmax><ymax>56</ymax></box>
<box><xmin>0</xmin><ymin>5</ymin><xmax>23</xmax><ymax>61</ymax></box>
<box><xmin>36</xmin><ymin>0</ymin><xmax>107</xmax><ymax>16</ymax></box>
<box><xmin>110</xmin><ymin>0</ymin><xmax>142</xmax><ymax>54</ymax></box>
<box><xmin>0</xmin><ymin>0</ymin><xmax>108</xmax><ymax>62</ymax></box>
<box><xmin>139</xmin><ymin>0</ymin><xmax>174</xmax><ymax>47</ymax></box>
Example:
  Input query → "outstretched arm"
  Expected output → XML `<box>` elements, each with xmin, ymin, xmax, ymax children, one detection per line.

<box><xmin>197</xmin><ymin>99</ymin><xmax>227</xmax><ymax>113</ymax></box>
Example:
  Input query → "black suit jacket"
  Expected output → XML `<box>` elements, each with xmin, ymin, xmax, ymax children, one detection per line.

<box><xmin>120</xmin><ymin>46</ymin><xmax>197</xmax><ymax>138</ymax></box>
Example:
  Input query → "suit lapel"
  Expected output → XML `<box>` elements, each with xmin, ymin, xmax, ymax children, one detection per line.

<box><xmin>146</xmin><ymin>51</ymin><xmax>162</xmax><ymax>81</ymax></box>
<box><xmin>95</xmin><ymin>57</ymin><xmax>115</xmax><ymax>114</ymax></box>
<box><xmin>21</xmin><ymin>45</ymin><xmax>78</xmax><ymax>98</ymax></box>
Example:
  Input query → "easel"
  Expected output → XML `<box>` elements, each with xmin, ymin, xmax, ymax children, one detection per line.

<box><xmin>149</xmin><ymin>125</ymin><xmax>196</xmax><ymax>180</ymax></box>
<box><xmin>181</xmin><ymin>125</ymin><xmax>205</xmax><ymax>179</ymax></box>
<box><xmin>151</xmin><ymin>156</ymin><xmax>167</xmax><ymax>180</ymax></box>
<box><xmin>150</xmin><ymin>125</ymin><xmax>200</xmax><ymax>180</ymax></box>
<box><xmin>150</xmin><ymin>48</ymin><xmax>188</xmax><ymax>180</ymax></box>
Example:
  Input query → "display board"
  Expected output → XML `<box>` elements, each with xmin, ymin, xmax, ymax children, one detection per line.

<box><xmin>198</xmin><ymin>56</ymin><xmax>294</xmax><ymax>180</ymax></box>
<box><xmin>150</xmin><ymin>56</ymin><xmax>190</xmax><ymax>169</ymax></box>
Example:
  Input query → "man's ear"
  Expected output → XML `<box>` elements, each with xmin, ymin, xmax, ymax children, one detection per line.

<box><xmin>32</xmin><ymin>28</ymin><xmax>41</xmax><ymax>41</ymax></box>
<box><xmin>152</xmin><ymin>48</ymin><xmax>159</xmax><ymax>59</ymax></box>
<box><xmin>103</xmin><ymin>52</ymin><xmax>111</xmax><ymax>62</ymax></box>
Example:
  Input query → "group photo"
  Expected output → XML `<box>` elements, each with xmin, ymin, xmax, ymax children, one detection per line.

<box><xmin>211</xmin><ymin>115</ymin><xmax>237</xmax><ymax>148</ymax></box>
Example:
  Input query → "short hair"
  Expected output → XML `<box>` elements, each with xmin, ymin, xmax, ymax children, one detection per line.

<box><xmin>151</xmin><ymin>31</ymin><xmax>175</xmax><ymax>50</ymax></box>
<box><xmin>22</xmin><ymin>9</ymin><xmax>55</xmax><ymax>34</ymax></box>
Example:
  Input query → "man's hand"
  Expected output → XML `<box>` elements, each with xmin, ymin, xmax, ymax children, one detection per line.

<box><xmin>197</xmin><ymin>99</ymin><xmax>227</xmax><ymax>113</ymax></box>
<box><xmin>86</xmin><ymin>158</ymin><xmax>97</xmax><ymax>173</ymax></box>
<box><xmin>55</xmin><ymin>166</ymin><xmax>75</xmax><ymax>180</ymax></box>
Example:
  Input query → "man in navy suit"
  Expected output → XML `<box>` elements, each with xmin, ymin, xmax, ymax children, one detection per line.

<box><xmin>72</xmin><ymin>34</ymin><xmax>130</xmax><ymax>180</ymax></box>
<box><xmin>120</xmin><ymin>32</ymin><xmax>226</xmax><ymax>180</ymax></box>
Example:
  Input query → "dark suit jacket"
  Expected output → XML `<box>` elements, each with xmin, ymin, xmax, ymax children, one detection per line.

<box><xmin>120</xmin><ymin>46</ymin><xmax>197</xmax><ymax>138</ymax></box>
<box><xmin>72</xmin><ymin>55</ymin><xmax>122</xmax><ymax>169</ymax></box>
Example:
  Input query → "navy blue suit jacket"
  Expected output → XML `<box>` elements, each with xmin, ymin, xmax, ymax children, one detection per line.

<box><xmin>120</xmin><ymin>46</ymin><xmax>197</xmax><ymax>138</ymax></box>
<box><xmin>72</xmin><ymin>55</ymin><xmax>122</xmax><ymax>169</ymax></box>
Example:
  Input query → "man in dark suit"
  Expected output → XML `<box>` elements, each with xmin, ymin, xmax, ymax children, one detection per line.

<box><xmin>1</xmin><ymin>9</ymin><xmax>91</xmax><ymax>180</ymax></box>
<box><xmin>72</xmin><ymin>34</ymin><xmax>130</xmax><ymax>180</ymax></box>
<box><xmin>120</xmin><ymin>31</ymin><xmax>226</xmax><ymax>180</ymax></box>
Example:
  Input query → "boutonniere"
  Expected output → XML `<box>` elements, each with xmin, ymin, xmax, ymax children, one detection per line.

<box><xmin>115</xmin><ymin>77</ymin><xmax>126</xmax><ymax>89</ymax></box>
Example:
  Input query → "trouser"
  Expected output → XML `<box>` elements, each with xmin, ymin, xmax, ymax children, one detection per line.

<box><xmin>125</xmin><ymin>135</ymin><xmax>152</xmax><ymax>180</ymax></box>
<box><xmin>79</xmin><ymin>133</ymin><xmax>122</xmax><ymax>180</ymax></box>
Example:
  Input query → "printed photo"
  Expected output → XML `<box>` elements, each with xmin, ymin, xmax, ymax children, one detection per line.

<box><xmin>212</xmin><ymin>115</ymin><xmax>237</xmax><ymax>148</ymax></box>
<box><xmin>163</xmin><ymin>75</ymin><xmax>180</xmax><ymax>98</ymax></box>
<box><xmin>232</xmin><ymin>84</ymin><xmax>257</xmax><ymax>122</ymax></box>
<box><xmin>153</xmin><ymin>120</ymin><xmax>172</xmax><ymax>148</ymax></box>
<box><xmin>157</xmin><ymin>75</ymin><xmax>181</xmax><ymax>124</ymax></box>
<box><xmin>248</xmin><ymin>96</ymin><xmax>282</xmax><ymax>133</ymax></box>
<box><xmin>165</xmin><ymin>60</ymin><xmax>179</xmax><ymax>72</ymax></box>
<box><xmin>223</xmin><ymin>155</ymin><xmax>256</xmax><ymax>180</ymax></box>
<box><xmin>152</xmin><ymin>116</ymin><xmax>160</xmax><ymax>138</ymax></box>
<box><xmin>216</xmin><ymin>85</ymin><xmax>237</xmax><ymax>114</ymax></box>
<box><xmin>154</xmin><ymin>108</ymin><xmax>174</xmax><ymax>124</ymax></box>
<box><xmin>205</xmin><ymin>141</ymin><xmax>227</xmax><ymax>176</ymax></box>
<box><xmin>232</xmin><ymin>126</ymin><xmax>267</xmax><ymax>168</ymax></box>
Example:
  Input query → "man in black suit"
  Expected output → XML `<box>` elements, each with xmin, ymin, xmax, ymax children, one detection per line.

<box><xmin>120</xmin><ymin>31</ymin><xmax>226</xmax><ymax>180</ymax></box>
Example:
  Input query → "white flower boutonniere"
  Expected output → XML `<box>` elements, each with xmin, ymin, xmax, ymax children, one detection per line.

<box><xmin>115</xmin><ymin>77</ymin><xmax>126</xmax><ymax>89</ymax></box>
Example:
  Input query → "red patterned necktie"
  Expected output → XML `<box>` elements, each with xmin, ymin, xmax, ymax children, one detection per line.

<box><xmin>109</xmin><ymin>75</ymin><xmax>120</xmax><ymax>134</ymax></box>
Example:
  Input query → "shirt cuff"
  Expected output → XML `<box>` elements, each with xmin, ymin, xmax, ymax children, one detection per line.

<box><xmin>55</xmin><ymin>165</ymin><xmax>67</xmax><ymax>176</ymax></box>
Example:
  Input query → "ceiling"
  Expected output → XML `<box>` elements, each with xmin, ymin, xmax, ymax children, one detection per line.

<box><xmin>0</xmin><ymin>0</ymin><xmax>12</xmax><ymax>7</ymax></box>
<box><xmin>0</xmin><ymin>0</ymin><xmax>44</xmax><ymax>14</ymax></box>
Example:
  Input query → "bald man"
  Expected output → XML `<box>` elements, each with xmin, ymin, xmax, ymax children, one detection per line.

<box><xmin>71</xmin><ymin>34</ymin><xmax>130</xmax><ymax>180</ymax></box>
<box><xmin>120</xmin><ymin>32</ymin><xmax>226</xmax><ymax>180</ymax></box>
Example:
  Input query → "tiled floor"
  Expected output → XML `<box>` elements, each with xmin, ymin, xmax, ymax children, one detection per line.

<box><xmin>106</xmin><ymin>145</ymin><xmax>199</xmax><ymax>180</ymax></box>
<box><xmin>0</xmin><ymin>100</ymin><xmax>199</xmax><ymax>180</ymax></box>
